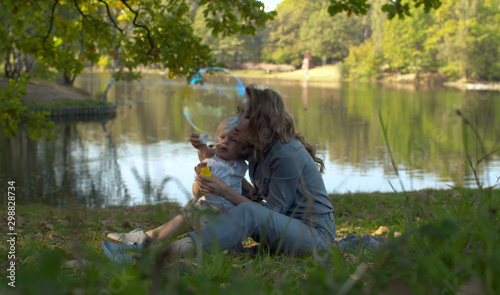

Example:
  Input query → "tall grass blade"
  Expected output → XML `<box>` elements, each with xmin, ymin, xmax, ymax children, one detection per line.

<box><xmin>378</xmin><ymin>111</ymin><xmax>411</xmax><ymax>229</ymax></box>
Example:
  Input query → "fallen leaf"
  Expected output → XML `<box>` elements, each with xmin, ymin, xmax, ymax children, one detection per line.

<box><xmin>69</xmin><ymin>288</ymin><xmax>86</xmax><ymax>295</ymax></box>
<box><xmin>178</xmin><ymin>259</ymin><xmax>201</xmax><ymax>269</ymax></box>
<box><xmin>64</xmin><ymin>259</ymin><xmax>90</xmax><ymax>269</ymax></box>
<box><xmin>373</xmin><ymin>226</ymin><xmax>389</xmax><ymax>235</ymax></box>
<box><xmin>383</xmin><ymin>279</ymin><xmax>415</xmax><ymax>295</ymax></box>
<box><xmin>122</xmin><ymin>219</ymin><xmax>133</xmax><ymax>228</ymax></box>
<box><xmin>457</xmin><ymin>279</ymin><xmax>486</xmax><ymax>295</ymax></box>
<box><xmin>16</xmin><ymin>215</ymin><xmax>26</xmax><ymax>227</ymax></box>
<box><xmin>101</xmin><ymin>218</ymin><xmax>116</xmax><ymax>226</ymax></box>
<box><xmin>344</xmin><ymin>253</ymin><xmax>359</xmax><ymax>264</ymax></box>
<box><xmin>341</xmin><ymin>211</ymin><xmax>350</xmax><ymax>218</ymax></box>
<box><xmin>57</xmin><ymin>219</ymin><xmax>69</xmax><ymax>226</ymax></box>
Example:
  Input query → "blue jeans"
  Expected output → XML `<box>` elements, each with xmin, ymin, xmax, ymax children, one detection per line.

<box><xmin>187</xmin><ymin>202</ymin><xmax>336</xmax><ymax>254</ymax></box>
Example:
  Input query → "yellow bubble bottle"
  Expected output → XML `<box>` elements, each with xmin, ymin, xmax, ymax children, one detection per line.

<box><xmin>200</xmin><ymin>167</ymin><xmax>212</xmax><ymax>194</ymax></box>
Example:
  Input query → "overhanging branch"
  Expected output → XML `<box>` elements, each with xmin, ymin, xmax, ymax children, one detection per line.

<box><xmin>99</xmin><ymin>0</ymin><xmax>124</xmax><ymax>34</ymax></box>
<box><xmin>120</xmin><ymin>0</ymin><xmax>155</xmax><ymax>55</ymax></box>
<box><xmin>42</xmin><ymin>0</ymin><xmax>60</xmax><ymax>46</ymax></box>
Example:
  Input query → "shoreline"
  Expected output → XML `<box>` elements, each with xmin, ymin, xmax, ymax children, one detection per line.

<box><xmin>2</xmin><ymin>66</ymin><xmax>500</xmax><ymax>108</ymax></box>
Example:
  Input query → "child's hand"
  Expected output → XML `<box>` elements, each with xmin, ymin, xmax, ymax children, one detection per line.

<box><xmin>190</xmin><ymin>133</ymin><xmax>213</xmax><ymax>160</ymax></box>
<box><xmin>194</xmin><ymin>162</ymin><xmax>208</xmax><ymax>176</ymax></box>
<box><xmin>190</xmin><ymin>133</ymin><xmax>206</xmax><ymax>149</ymax></box>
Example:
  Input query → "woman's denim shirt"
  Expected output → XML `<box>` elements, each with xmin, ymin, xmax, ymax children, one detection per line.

<box><xmin>249</xmin><ymin>136</ymin><xmax>334</xmax><ymax>225</ymax></box>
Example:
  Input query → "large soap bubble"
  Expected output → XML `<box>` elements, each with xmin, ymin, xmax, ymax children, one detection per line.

<box><xmin>183</xmin><ymin>67</ymin><xmax>247</xmax><ymax>144</ymax></box>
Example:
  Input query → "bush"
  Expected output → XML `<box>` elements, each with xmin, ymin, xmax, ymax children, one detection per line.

<box><xmin>343</xmin><ymin>39</ymin><xmax>383</xmax><ymax>80</ymax></box>
<box><xmin>0</xmin><ymin>74</ymin><xmax>54</xmax><ymax>139</ymax></box>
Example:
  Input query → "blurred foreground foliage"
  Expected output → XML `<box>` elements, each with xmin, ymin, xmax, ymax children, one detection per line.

<box><xmin>1</xmin><ymin>188</ymin><xmax>498</xmax><ymax>294</ymax></box>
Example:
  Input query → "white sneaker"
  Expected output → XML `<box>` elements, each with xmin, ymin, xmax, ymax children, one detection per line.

<box><xmin>106</xmin><ymin>228</ymin><xmax>150</xmax><ymax>245</ymax></box>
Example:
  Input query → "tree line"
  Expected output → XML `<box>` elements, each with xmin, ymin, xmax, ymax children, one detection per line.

<box><xmin>201</xmin><ymin>0</ymin><xmax>500</xmax><ymax>81</ymax></box>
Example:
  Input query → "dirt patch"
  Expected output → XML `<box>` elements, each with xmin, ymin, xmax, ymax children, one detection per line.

<box><xmin>0</xmin><ymin>77</ymin><xmax>95</xmax><ymax>105</ymax></box>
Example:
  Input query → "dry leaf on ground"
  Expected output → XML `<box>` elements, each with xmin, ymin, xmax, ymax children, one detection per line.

<box><xmin>373</xmin><ymin>226</ymin><xmax>389</xmax><ymax>235</ymax></box>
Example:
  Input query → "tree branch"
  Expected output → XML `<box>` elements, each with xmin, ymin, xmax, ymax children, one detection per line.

<box><xmin>42</xmin><ymin>0</ymin><xmax>60</xmax><ymax>46</ymax></box>
<box><xmin>120</xmin><ymin>0</ymin><xmax>155</xmax><ymax>55</ymax></box>
<box><xmin>72</xmin><ymin>0</ymin><xmax>87</xmax><ymax>18</ymax></box>
<box><xmin>98</xmin><ymin>0</ymin><xmax>124</xmax><ymax>33</ymax></box>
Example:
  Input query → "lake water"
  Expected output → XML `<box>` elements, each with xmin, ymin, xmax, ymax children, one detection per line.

<box><xmin>1</xmin><ymin>72</ymin><xmax>499</xmax><ymax>207</ymax></box>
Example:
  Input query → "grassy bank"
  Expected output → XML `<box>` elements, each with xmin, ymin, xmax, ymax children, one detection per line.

<box><xmin>0</xmin><ymin>77</ymin><xmax>112</xmax><ymax>110</ymax></box>
<box><xmin>1</xmin><ymin>188</ymin><xmax>498</xmax><ymax>294</ymax></box>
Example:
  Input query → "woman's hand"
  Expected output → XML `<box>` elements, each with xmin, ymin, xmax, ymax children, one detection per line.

<box><xmin>246</xmin><ymin>186</ymin><xmax>256</xmax><ymax>199</ymax></box>
<box><xmin>196</xmin><ymin>174</ymin><xmax>228</xmax><ymax>197</ymax></box>
<box><xmin>241</xmin><ymin>178</ymin><xmax>259</xmax><ymax>200</ymax></box>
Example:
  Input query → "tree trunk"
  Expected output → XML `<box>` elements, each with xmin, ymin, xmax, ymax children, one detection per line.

<box><xmin>4</xmin><ymin>51</ymin><xmax>12</xmax><ymax>78</ymax></box>
<box><xmin>63</xmin><ymin>71</ymin><xmax>76</xmax><ymax>85</ymax></box>
<box><xmin>4</xmin><ymin>50</ymin><xmax>36</xmax><ymax>79</ymax></box>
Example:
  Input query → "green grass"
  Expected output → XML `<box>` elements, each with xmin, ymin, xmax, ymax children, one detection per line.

<box><xmin>1</xmin><ymin>188</ymin><xmax>498</xmax><ymax>294</ymax></box>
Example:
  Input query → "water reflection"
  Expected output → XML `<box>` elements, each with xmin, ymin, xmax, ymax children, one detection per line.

<box><xmin>1</xmin><ymin>73</ymin><xmax>499</xmax><ymax>207</ymax></box>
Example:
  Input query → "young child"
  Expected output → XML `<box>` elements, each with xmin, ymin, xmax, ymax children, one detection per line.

<box><xmin>104</xmin><ymin>117</ymin><xmax>253</xmax><ymax>247</ymax></box>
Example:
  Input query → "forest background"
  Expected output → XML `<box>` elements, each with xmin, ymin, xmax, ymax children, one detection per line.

<box><xmin>189</xmin><ymin>0</ymin><xmax>500</xmax><ymax>81</ymax></box>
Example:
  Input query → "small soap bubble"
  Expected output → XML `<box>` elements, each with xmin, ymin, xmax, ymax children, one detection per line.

<box><xmin>199</xmin><ymin>134</ymin><xmax>208</xmax><ymax>144</ymax></box>
<box><xmin>183</xmin><ymin>67</ymin><xmax>247</xmax><ymax>139</ymax></box>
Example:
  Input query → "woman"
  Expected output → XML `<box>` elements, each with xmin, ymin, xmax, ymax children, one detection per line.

<box><xmin>102</xmin><ymin>85</ymin><xmax>335</xmax><ymax>260</ymax></box>
<box><xmin>180</xmin><ymin>84</ymin><xmax>335</xmax><ymax>255</ymax></box>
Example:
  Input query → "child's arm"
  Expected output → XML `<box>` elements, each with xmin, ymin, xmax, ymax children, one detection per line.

<box><xmin>192</xmin><ymin>179</ymin><xmax>203</xmax><ymax>198</ymax></box>
<box><xmin>190</xmin><ymin>133</ymin><xmax>215</xmax><ymax>161</ymax></box>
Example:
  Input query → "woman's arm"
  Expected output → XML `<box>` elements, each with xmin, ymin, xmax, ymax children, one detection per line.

<box><xmin>197</xmin><ymin>175</ymin><xmax>262</xmax><ymax>207</ymax></box>
<box><xmin>260</xmin><ymin>146</ymin><xmax>304</xmax><ymax>215</ymax></box>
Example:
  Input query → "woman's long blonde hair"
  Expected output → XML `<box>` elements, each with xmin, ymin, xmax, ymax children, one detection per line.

<box><xmin>245</xmin><ymin>85</ymin><xmax>325</xmax><ymax>173</ymax></box>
